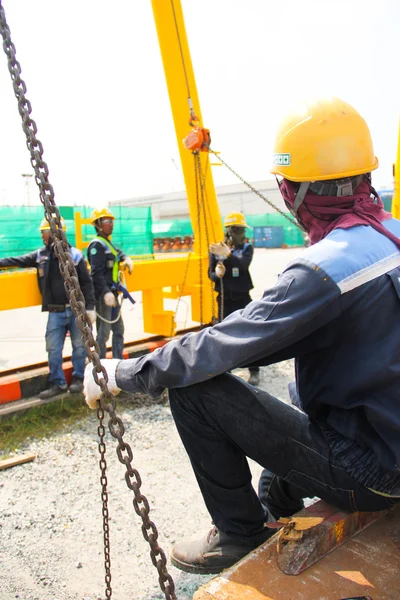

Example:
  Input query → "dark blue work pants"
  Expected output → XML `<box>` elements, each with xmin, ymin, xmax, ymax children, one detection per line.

<box><xmin>169</xmin><ymin>374</ymin><xmax>398</xmax><ymax>537</ymax></box>
<box><xmin>96</xmin><ymin>296</ymin><xmax>124</xmax><ymax>359</ymax></box>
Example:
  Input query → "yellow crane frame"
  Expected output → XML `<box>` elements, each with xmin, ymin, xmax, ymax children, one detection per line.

<box><xmin>391</xmin><ymin>119</ymin><xmax>400</xmax><ymax>219</ymax></box>
<box><xmin>0</xmin><ymin>0</ymin><xmax>224</xmax><ymax>337</ymax></box>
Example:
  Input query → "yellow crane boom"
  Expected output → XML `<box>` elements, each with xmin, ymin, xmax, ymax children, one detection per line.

<box><xmin>151</xmin><ymin>0</ymin><xmax>224</xmax><ymax>254</ymax></box>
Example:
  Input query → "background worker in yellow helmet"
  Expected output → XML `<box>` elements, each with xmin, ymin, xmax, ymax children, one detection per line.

<box><xmin>87</xmin><ymin>207</ymin><xmax>133</xmax><ymax>359</ymax></box>
<box><xmin>84</xmin><ymin>97</ymin><xmax>400</xmax><ymax>574</ymax></box>
<box><xmin>0</xmin><ymin>218</ymin><xmax>96</xmax><ymax>399</ymax></box>
<box><xmin>208</xmin><ymin>212</ymin><xmax>260</xmax><ymax>385</ymax></box>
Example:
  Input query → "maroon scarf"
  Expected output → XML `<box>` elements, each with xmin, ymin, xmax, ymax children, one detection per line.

<box><xmin>280</xmin><ymin>179</ymin><xmax>400</xmax><ymax>248</ymax></box>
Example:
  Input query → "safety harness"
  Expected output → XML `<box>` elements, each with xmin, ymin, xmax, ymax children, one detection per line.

<box><xmin>91</xmin><ymin>236</ymin><xmax>120</xmax><ymax>284</ymax></box>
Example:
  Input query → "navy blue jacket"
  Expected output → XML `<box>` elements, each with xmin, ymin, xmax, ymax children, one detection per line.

<box><xmin>0</xmin><ymin>245</ymin><xmax>95</xmax><ymax>312</ymax></box>
<box><xmin>117</xmin><ymin>219</ymin><xmax>400</xmax><ymax>478</ymax></box>
<box><xmin>208</xmin><ymin>243</ymin><xmax>254</xmax><ymax>299</ymax></box>
<box><xmin>87</xmin><ymin>235</ymin><xmax>126</xmax><ymax>300</ymax></box>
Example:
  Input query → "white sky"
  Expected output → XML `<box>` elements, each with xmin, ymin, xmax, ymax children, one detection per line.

<box><xmin>0</xmin><ymin>0</ymin><xmax>399</xmax><ymax>208</ymax></box>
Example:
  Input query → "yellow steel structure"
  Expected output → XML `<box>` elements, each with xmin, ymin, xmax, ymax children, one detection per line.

<box><xmin>0</xmin><ymin>0</ymin><xmax>223</xmax><ymax>337</ymax></box>
<box><xmin>150</xmin><ymin>0</ymin><xmax>224</xmax><ymax>253</ymax></box>
<box><xmin>391</xmin><ymin>120</ymin><xmax>400</xmax><ymax>219</ymax></box>
<box><xmin>74</xmin><ymin>212</ymin><xmax>92</xmax><ymax>251</ymax></box>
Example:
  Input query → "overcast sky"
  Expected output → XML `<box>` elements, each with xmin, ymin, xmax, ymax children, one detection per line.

<box><xmin>0</xmin><ymin>0</ymin><xmax>399</xmax><ymax>208</ymax></box>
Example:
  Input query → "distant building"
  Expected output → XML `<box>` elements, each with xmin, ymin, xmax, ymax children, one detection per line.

<box><xmin>110</xmin><ymin>179</ymin><xmax>284</xmax><ymax>221</ymax></box>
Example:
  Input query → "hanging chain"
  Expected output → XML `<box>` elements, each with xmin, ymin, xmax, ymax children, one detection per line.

<box><xmin>0</xmin><ymin>5</ymin><xmax>176</xmax><ymax>599</ymax></box>
<box><xmin>219</xmin><ymin>277</ymin><xmax>224</xmax><ymax>322</ymax></box>
<box><xmin>193</xmin><ymin>152</ymin><xmax>219</xmax><ymax>324</ymax></box>
<box><xmin>208</xmin><ymin>149</ymin><xmax>300</xmax><ymax>229</ymax></box>
<box><xmin>197</xmin><ymin>153</ymin><xmax>217</xmax><ymax>322</ymax></box>
<box><xmin>194</xmin><ymin>152</ymin><xmax>204</xmax><ymax>326</ymax></box>
<box><xmin>97</xmin><ymin>407</ymin><xmax>113</xmax><ymax>598</ymax></box>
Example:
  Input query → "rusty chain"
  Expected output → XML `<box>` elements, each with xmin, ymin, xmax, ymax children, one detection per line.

<box><xmin>0</xmin><ymin>4</ymin><xmax>176</xmax><ymax>599</ymax></box>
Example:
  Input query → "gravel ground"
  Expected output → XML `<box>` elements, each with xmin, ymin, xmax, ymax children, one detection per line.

<box><xmin>0</xmin><ymin>361</ymin><xmax>295</xmax><ymax>600</ymax></box>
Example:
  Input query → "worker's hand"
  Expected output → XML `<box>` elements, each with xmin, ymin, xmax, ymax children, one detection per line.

<box><xmin>83</xmin><ymin>359</ymin><xmax>122</xmax><ymax>409</ymax></box>
<box><xmin>210</xmin><ymin>242</ymin><xmax>231</xmax><ymax>259</ymax></box>
<box><xmin>215</xmin><ymin>262</ymin><xmax>226</xmax><ymax>278</ymax></box>
<box><xmin>87</xmin><ymin>309</ymin><xmax>96</xmax><ymax>324</ymax></box>
<box><xmin>122</xmin><ymin>257</ymin><xmax>134</xmax><ymax>274</ymax></box>
<box><xmin>104</xmin><ymin>291</ymin><xmax>117</xmax><ymax>307</ymax></box>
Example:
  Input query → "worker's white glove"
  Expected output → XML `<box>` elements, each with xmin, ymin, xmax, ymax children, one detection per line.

<box><xmin>210</xmin><ymin>242</ymin><xmax>231</xmax><ymax>259</ymax></box>
<box><xmin>87</xmin><ymin>309</ymin><xmax>96</xmax><ymax>324</ymax></box>
<box><xmin>122</xmin><ymin>256</ymin><xmax>134</xmax><ymax>274</ymax></box>
<box><xmin>83</xmin><ymin>359</ymin><xmax>122</xmax><ymax>409</ymax></box>
<box><xmin>104</xmin><ymin>291</ymin><xmax>117</xmax><ymax>307</ymax></box>
<box><xmin>215</xmin><ymin>262</ymin><xmax>226</xmax><ymax>278</ymax></box>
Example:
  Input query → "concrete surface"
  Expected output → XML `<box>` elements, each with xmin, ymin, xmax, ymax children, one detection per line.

<box><xmin>0</xmin><ymin>247</ymin><xmax>301</xmax><ymax>373</ymax></box>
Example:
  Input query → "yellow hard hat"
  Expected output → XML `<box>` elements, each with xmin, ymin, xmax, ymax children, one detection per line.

<box><xmin>270</xmin><ymin>97</ymin><xmax>379</xmax><ymax>182</ymax></box>
<box><xmin>90</xmin><ymin>207</ymin><xmax>115</xmax><ymax>224</ymax></box>
<box><xmin>39</xmin><ymin>217</ymin><xmax>66</xmax><ymax>231</ymax></box>
<box><xmin>224</xmin><ymin>212</ymin><xmax>249</xmax><ymax>228</ymax></box>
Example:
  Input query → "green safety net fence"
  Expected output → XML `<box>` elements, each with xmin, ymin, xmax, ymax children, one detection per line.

<box><xmin>379</xmin><ymin>190</ymin><xmax>393</xmax><ymax>213</ymax></box>
<box><xmin>245</xmin><ymin>213</ymin><xmax>305</xmax><ymax>247</ymax></box>
<box><xmin>151</xmin><ymin>219</ymin><xmax>193</xmax><ymax>239</ymax></box>
<box><xmin>2</xmin><ymin>194</ymin><xmax>393</xmax><ymax>259</ymax></box>
<box><xmin>0</xmin><ymin>205</ymin><xmax>153</xmax><ymax>258</ymax></box>
<box><xmin>151</xmin><ymin>213</ymin><xmax>306</xmax><ymax>247</ymax></box>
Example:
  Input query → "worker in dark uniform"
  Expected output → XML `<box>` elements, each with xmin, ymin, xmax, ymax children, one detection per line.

<box><xmin>209</xmin><ymin>212</ymin><xmax>260</xmax><ymax>385</ymax></box>
<box><xmin>87</xmin><ymin>207</ymin><xmax>133</xmax><ymax>359</ymax></box>
<box><xmin>0</xmin><ymin>218</ymin><xmax>96</xmax><ymax>399</ymax></box>
<box><xmin>84</xmin><ymin>97</ymin><xmax>400</xmax><ymax>575</ymax></box>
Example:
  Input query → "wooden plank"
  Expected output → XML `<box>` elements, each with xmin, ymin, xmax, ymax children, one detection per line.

<box><xmin>276</xmin><ymin>502</ymin><xmax>385</xmax><ymax>575</ymax></box>
<box><xmin>0</xmin><ymin>397</ymin><xmax>48</xmax><ymax>417</ymax></box>
<box><xmin>194</xmin><ymin>504</ymin><xmax>400</xmax><ymax>600</ymax></box>
<box><xmin>0</xmin><ymin>453</ymin><xmax>36</xmax><ymax>470</ymax></box>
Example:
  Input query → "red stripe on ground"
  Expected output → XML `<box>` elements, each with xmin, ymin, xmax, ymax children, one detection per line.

<box><xmin>148</xmin><ymin>340</ymin><xmax>168</xmax><ymax>352</ymax></box>
<box><xmin>0</xmin><ymin>377</ymin><xmax>22</xmax><ymax>404</ymax></box>
<box><xmin>105</xmin><ymin>351</ymin><xmax>130</xmax><ymax>360</ymax></box>
<box><xmin>62</xmin><ymin>362</ymin><xmax>73</xmax><ymax>386</ymax></box>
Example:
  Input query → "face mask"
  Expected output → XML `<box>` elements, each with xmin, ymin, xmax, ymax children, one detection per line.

<box><xmin>227</xmin><ymin>226</ymin><xmax>245</xmax><ymax>245</ymax></box>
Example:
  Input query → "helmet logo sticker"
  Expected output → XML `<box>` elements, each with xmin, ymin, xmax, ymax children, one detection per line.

<box><xmin>273</xmin><ymin>153</ymin><xmax>291</xmax><ymax>166</ymax></box>
<box><xmin>90</xmin><ymin>248</ymin><xmax>97</xmax><ymax>255</ymax></box>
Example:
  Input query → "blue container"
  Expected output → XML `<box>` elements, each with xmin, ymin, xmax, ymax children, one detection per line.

<box><xmin>253</xmin><ymin>226</ymin><xmax>284</xmax><ymax>248</ymax></box>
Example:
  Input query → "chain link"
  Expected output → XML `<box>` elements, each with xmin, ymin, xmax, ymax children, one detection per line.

<box><xmin>194</xmin><ymin>153</ymin><xmax>204</xmax><ymax>326</ymax></box>
<box><xmin>193</xmin><ymin>152</ymin><xmax>218</xmax><ymax>324</ymax></box>
<box><xmin>219</xmin><ymin>277</ymin><xmax>224</xmax><ymax>322</ymax></box>
<box><xmin>200</xmin><ymin>154</ymin><xmax>217</xmax><ymax>322</ymax></box>
<box><xmin>208</xmin><ymin>149</ymin><xmax>300</xmax><ymax>229</ymax></box>
<box><xmin>97</xmin><ymin>406</ymin><xmax>113</xmax><ymax>598</ymax></box>
<box><xmin>0</xmin><ymin>5</ymin><xmax>176</xmax><ymax>599</ymax></box>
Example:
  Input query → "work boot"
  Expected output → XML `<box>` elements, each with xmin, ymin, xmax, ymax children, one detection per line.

<box><xmin>170</xmin><ymin>525</ymin><xmax>274</xmax><ymax>574</ymax></box>
<box><xmin>39</xmin><ymin>384</ymin><xmax>68</xmax><ymax>400</ymax></box>
<box><xmin>69</xmin><ymin>376</ymin><xmax>83</xmax><ymax>394</ymax></box>
<box><xmin>248</xmin><ymin>368</ymin><xmax>260</xmax><ymax>386</ymax></box>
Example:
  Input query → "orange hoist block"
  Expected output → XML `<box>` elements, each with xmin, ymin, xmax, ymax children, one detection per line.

<box><xmin>183</xmin><ymin>112</ymin><xmax>211</xmax><ymax>152</ymax></box>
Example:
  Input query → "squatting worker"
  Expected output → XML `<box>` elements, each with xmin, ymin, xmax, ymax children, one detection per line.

<box><xmin>208</xmin><ymin>212</ymin><xmax>260</xmax><ymax>386</ymax></box>
<box><xmin>83</xmin><ymin>98</ymin><xmax>400</xmax><ymax>574</ymax></box>
<box><xmin>0</xmin><ymin>218</ymin><xmax>96</xmax><ymax>399</ymax></box>
<box><xmin>87</xmin><ymin>208</ymin><xmax>133</xmax><ymax>359</ymax></box>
